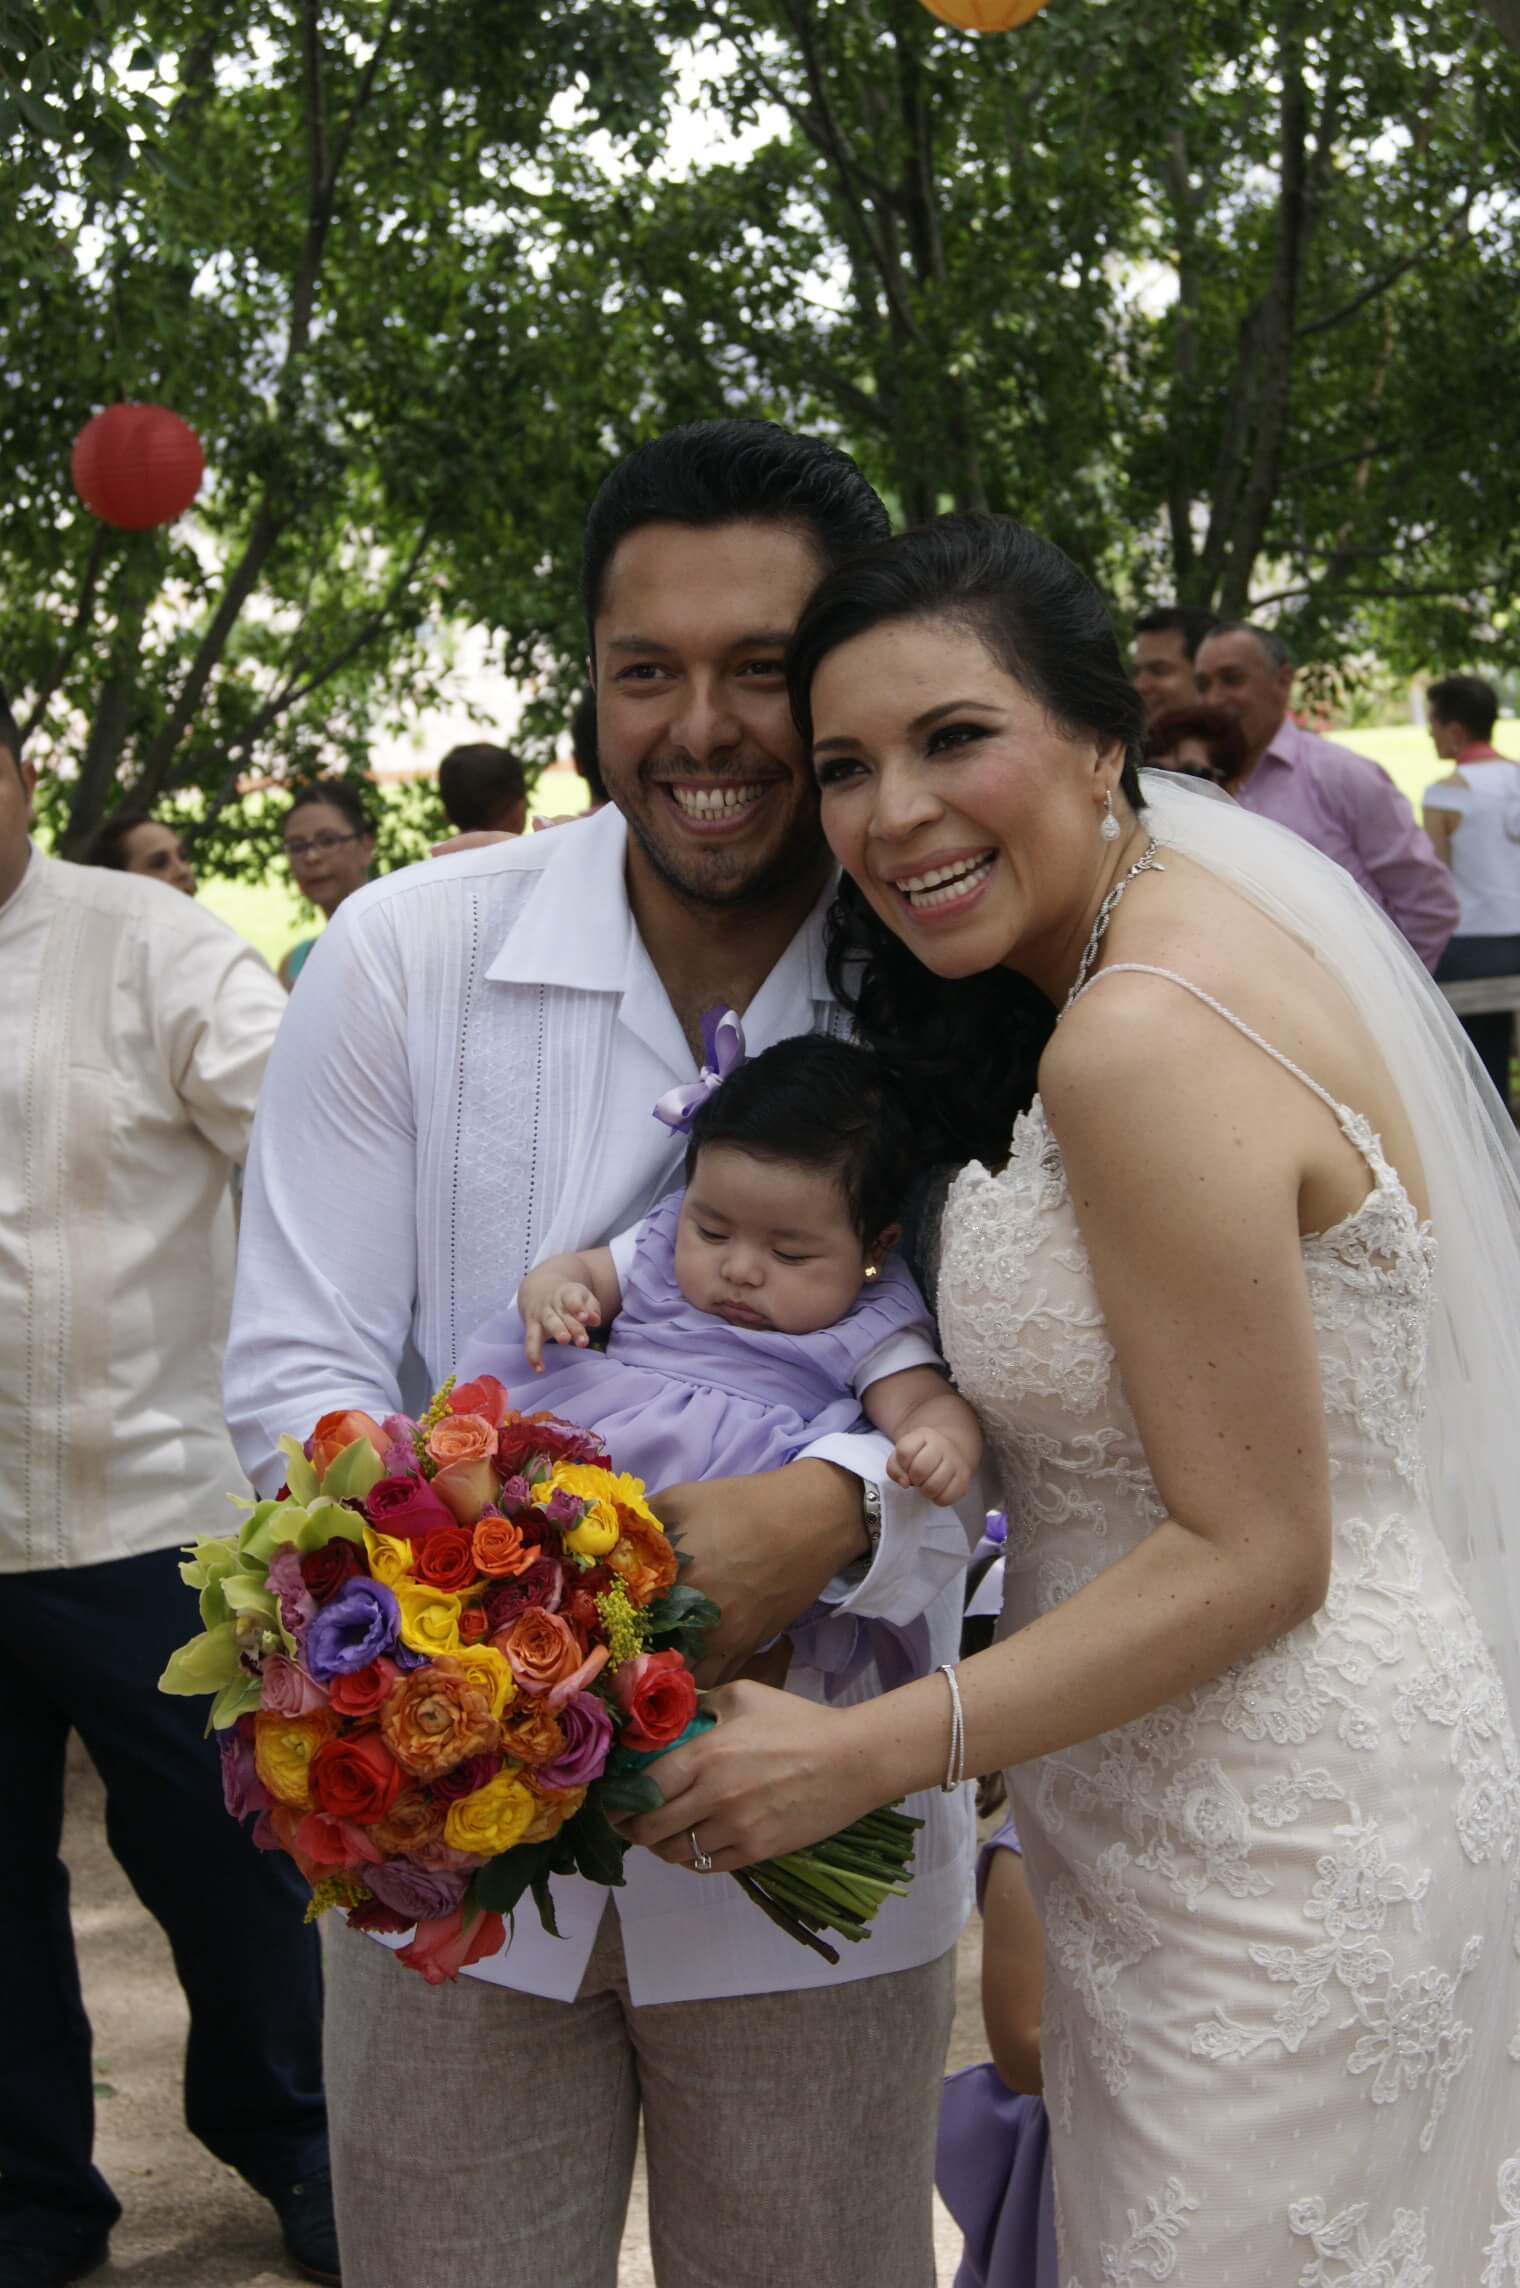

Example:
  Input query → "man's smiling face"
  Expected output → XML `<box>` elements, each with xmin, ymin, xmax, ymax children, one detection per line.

<box><xmin>592</xmin><ymin>520</ymin><xmax>830</xmax><ymax>909</ymax></box>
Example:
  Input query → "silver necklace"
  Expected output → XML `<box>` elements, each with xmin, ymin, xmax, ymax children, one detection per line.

<box><xmin>1062</xmin><ymin>839</ymin><xmax>1165</xmax><ymax>1014</ymax></box>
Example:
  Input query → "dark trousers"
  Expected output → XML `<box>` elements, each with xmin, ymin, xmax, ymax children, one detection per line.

<box><xmin>0</xmin><ymin>1544</ymin><xmax>327</xmax><ymax>2250</ymax></box>
<box><xmin>1436</xmin><ymin>932</ymin><xmax>1520</xmax><ymax>1108</ymax></box>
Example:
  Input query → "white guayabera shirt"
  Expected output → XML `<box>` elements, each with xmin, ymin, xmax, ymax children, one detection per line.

<box><xmin>225</xmin><ymin>805</ymin><xmax>977</xmax><ymax>2003</ymax></box>
<box><xmin>0</xmin><ymin>850</ymin><xmax>287</xmax><ymax>1573</ymax></box>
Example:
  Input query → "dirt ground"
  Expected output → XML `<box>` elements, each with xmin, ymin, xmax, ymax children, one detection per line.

<box><xmin>65</xmin><ymin>1739</ymin><xmax>986</xmax><ymax>2285</ymax></box>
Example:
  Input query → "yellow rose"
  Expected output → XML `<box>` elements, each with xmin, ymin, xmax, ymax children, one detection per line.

<box><xmin>449</xmin><ymin>1643</ymin><xmax>516</xmax><ymax>1722</ymax></box>
<box><xmin>363</xmin><ymin>1527</ymin><xmax>415</xmax><ymax>1589</ymax></box>
<box><xmin>442</xmin><ymin>1771</ymin><xmax>537</xmax><ymax>1856</ymax></box>
<box><xmin>253</xmin><ymin>1709</ymin><xmax>337</xmax><ymax>1808</ymax></box>
<box><xmin>393</xmin><ymin>1579</ymin><xmax>463</xmax><ymax>1658</ymax></box>
<box><xmin>534</xmin><ymin>1462</ymin><xmax>623</xmax><ymax>1559</ymax></box>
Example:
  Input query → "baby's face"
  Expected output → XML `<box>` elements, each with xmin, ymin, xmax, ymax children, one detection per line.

<box><xmin>674</xmin><ymin>1144</ymin><xmax>870</xmax><ymax>1336</ymax></box>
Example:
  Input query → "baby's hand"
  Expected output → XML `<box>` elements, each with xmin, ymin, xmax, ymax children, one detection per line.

<box><xmin>887</xmin><ymin>1427</ymin><xmax>972</xmax><ymax>1507</ymax></box>
<box><xmin>521</xmin><ymin>1279</ymin><xmax>601</xmax><ymax>1371</ymax></box>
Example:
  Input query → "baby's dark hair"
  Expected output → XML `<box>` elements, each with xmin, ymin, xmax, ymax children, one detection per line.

<box><xmin>683</xmin><ymin>1034</ymin><xmax>915</xmax><ymax>1245</ymax></box>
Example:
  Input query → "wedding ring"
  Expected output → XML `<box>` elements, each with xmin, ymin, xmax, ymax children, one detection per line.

<box><xmin>689</xmin><ymin>1827</ymin><xmax>714</xmax><ymax>1874</ymax></box>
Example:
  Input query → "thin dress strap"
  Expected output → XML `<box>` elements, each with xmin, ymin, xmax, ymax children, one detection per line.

<box><xmin>1068</xmin><ymin>962</ymin><xmax>1359</xmax><ymax>1137</ymax></box>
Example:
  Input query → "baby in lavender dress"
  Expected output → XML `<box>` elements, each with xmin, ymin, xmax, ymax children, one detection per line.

<box><xmin>459</xmin><ymin>1029</ymin><xmax>982</xmax><ymax>1511</ymax></box>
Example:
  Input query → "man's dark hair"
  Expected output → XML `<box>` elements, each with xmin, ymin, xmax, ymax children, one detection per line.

<box><xmin>569</xmin><ymin>688</ymin><xmax>606</xmax><ymax>806</ymax></box>
<box><xmin>684</xmin><ymin>1034</ymin><xmax>916</xmax><ymax>1244</ymax></box>
<box><xmin>1428</xmin><ymin>674</ymin><xmax>1499</xmax><ymax>744</ymax></box>
<box><xmin>82</xmin><ymin>808</ymin><xmax>158</xmax><ymax>869</ymax></box>
<box><xmin>1133</xmin><ymin>604</ymin><xmax>1220</xmax><ymax>662</ymax></box>
<box><xmin>580</xmin><ymin>419</ymin><xmax>890</xmax><ymax>638</ymax></box>
<box><xmin>1204</xmin><ymin>621</ymin><xmax>1294</xmax><ymax>672</ymax></box>
<box><xmin>283</xmin><ymin>777</ymin><xmax>374</xmax><ymax>837</ymax></box>
<box><xmin>0</xmin><ymin>679</ymin><xmax>22</xmax><ymax>782</ymax></box>
<box><xmin>436</xmin><ymin>743</ymin><xmax>528</xmax><ymax>833</ymax></box>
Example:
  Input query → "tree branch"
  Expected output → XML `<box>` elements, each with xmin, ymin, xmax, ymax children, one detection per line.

<box><xmin>1295</xmin><ymin>215</ymin><xmax>1469</xmax><ymax>339</ymax></box>
<box><xmin>1248</xmin><ymin>577</ymin><xmax>1497</xmax><ymax>608</ymax></box>
<box><xmin>17</xmin><ymin>522</ymin><xmax>113</xmax><ymax>745</ymax></box>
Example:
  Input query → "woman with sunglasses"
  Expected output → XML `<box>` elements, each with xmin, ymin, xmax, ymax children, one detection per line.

<box><xmin>277</xmin><ymin>780</ymin><xmax>376</xmax><ymax>989</ymax></box>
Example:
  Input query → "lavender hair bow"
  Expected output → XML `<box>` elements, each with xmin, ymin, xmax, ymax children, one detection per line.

<box><xmin>653</xmin><ymin>1006</ymin><xmax>747</xmax><ymax>1134</ymax></box>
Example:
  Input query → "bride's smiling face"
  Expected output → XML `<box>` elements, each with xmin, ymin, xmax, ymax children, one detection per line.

<box><xmin>810</xmin><ymin>615</ymin><xmax>1125</xmax><ymax>990</ymax></box>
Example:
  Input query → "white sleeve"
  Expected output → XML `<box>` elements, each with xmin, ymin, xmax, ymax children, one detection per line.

<box><xmin>224</xmin><ymin>899</ymin><xmax>417</xmax><ymax>1494</ymax></box>
<box><xmin>607</xmin><ymin>1217</ymin><xmax>647</xmax><ymax>1290</ymax></box>
<box><xmin>850</xmin><ymin>1325</ymin><xmax>945</xmax><ymax>1398</ymax></box>
<box><xmin>796</xmin><ymin>1427</ymin><xmax>982</xmax><ymax>1630</ymax></box>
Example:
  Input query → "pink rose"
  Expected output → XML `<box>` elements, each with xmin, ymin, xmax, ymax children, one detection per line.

<box><xmin>260</xmin><ymin>1654</ymin><xmax>330</xmax><ymax>1719</ymax></box>
<box><xmin>430</xmin><ymin>1454</ymin><xmax>501</xmax><ymax>1528</ymax></box>
<box><xmin>397</xmin><ymin>1906</ymin><xmax>507</xmax><ymax>1985</ymax></box>
<box><xmin>366</xmin><ymin>1472</ymin><xmax>457</xmax><ymax>1542</ymax></box>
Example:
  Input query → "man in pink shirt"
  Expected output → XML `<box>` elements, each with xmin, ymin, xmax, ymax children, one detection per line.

<box><xmin>1195</xmin><ymin>623</ymin><xmax>1458</xmax><ymax>972</ymax></box>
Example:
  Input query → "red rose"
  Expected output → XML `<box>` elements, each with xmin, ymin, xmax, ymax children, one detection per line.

<box><xmin>299</xmin><ymin>1539</ymin><xmax>367</xmax><ymax>1603</ymax></box>
<box><xmin>484</xmin><ymin>1557</ymin><xmax>564</xmax><ymax>1634</ymax></box>
<box><xmin>457</xmin><ymin>1607</ymin><xmax>489</xmax><ymax>1644</ymax></box>
<box><xmin>309</xmin><ymin>1732</ymin><xmax>405</xmax><ymax>1825</ymax></box>
<box><xmin>450</xmin><ymin>1375</ymin><xmax>511</xmax><ymax>1428</ymax></box>
<box><xmin>366</xmin><ymin>1471</ymin><xmax>458</xmax><ymax>1541</ymax></box>
<box><xmin>612</xmin><ymin>1650</ymin><xmax>698</xmax><ymax>1752</ymax></box>
<box><xmin>495</xmin><ymin>1413</ymin><xmax>607</xmax><ymax>1478</ymax></box>
<box><xmin>327</xmin><ymin>1658</ymin><xmax>399</xmax><ymax>1722</ymax></box>
<box><xmin>561</xmin><ymin>1585</ymin><xmax>603</xmax><ymax>1639</ymax></box>
<box><xmin>431</xmin><ymin>1752</ymin><xmax>501</xmax><ymax>1803</ymax></box>
<box><xmin>346</xmin><ymin>1898</ymin><xmax>412</xmax><ymax>1936</ymax></box>
<box><xmin>397</xmin><ymin>1906</ymin><xmax>506</xmax><ymax>1985</ymax></box>
<box><xmin>411</xmin><ymin>1527</ymin><xmax>477</xmax><ymax>1595</ymax></box>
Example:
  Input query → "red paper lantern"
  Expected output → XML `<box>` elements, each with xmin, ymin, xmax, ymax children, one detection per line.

<box><xmin>71</xmin><ymin>403</ymin><xmax>205</xmax><ymax>531</ymax></box>
<box><xmin>918</xmin><ymin>0</ymin><xmax>1052</xmax><ymax>28</ymax></box>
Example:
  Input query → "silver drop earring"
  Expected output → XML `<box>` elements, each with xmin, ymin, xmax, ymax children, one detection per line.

<box><xmin>1100</xmin><ymin>790</ymin><xmax>1122</xmax><ymax>843</ymax></box>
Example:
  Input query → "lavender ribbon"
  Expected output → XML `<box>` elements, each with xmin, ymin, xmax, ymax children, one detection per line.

<box><xmin>652</xmin><ymin>1006</ymin><xmax>747</xmax><ymax>1135</ymax></box>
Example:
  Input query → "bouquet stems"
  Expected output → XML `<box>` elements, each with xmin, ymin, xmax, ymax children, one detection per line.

<box><xmin>735</xmin><ymin>1805</ymin><xmax>922</xmax><ymax>1964</ymax></box>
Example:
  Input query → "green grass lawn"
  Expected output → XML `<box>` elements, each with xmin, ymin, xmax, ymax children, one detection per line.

<box><xmin>1336</xmin><ymin>719</ymin><xmax>1520</xmax><ymax>813</ymax></box>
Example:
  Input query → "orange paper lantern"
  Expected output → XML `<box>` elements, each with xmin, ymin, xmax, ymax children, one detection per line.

<box><xmin>918</xmin><ymin>0</ymin><xmax>1051</xmax><ymax>29</ymax></box>
<box><xmin>71</xmin><ymin>402</ymin><xmax>205</xmax><ymax>531</ymax></box>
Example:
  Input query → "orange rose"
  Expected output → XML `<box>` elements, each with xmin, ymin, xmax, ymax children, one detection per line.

<box><xmin>253</xmin><ymin>1709</ymin><xmax>338</xmax><ymax>1808</ymax></box>
<box><xmin>368</xmin><ymin>1785</ymin><xmax>448</xmax><ymax>1857</ymax></box>
<box><xmin>471</xmin><ymin>1516</ymin><xmax>536</xmax><ymax>1579</ymax></box>
<box><xmin>605</xmin><ymin>1508</ymin><xmax>679</xmax><ymax>1608</ymax></box>
<box><xmin>497</xmin><ymin>1698</ymin><xmax>565</xmax><ymax>1768</ymax></box>
<box><xmin>380</xmin><ymin>1656</ymin><xmax>499</xmax><ymax>1781</ymax></box>
<box><xmin>519</xmin><ymin>1785</ymin><xmax>585</xmax><ymax>1846</ymax></box>
<box><xmin>496</xmin><ymin>1608</ymin><xmax>583</xmax><ymax>1698</ymax></box>
<box><xmin>309</xmin><ymin>1409</ymin><xmax>389</xmax><ymax>1480</ymax></box>
<box><xmin>425</xmin><ymin>1412</ymin><xmax>496</xmax><ymax>1470</ymax></box>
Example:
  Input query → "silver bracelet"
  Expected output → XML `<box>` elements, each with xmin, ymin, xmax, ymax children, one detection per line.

<box><xmin>938</xmin><ymin>1661</ymin><xmax>966</xmax><ymax>1793</ymax></box>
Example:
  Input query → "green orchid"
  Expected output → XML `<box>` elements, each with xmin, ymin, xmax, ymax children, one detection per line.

<box><xmin>158</xmin><ymin>1619</ymin><xmax>243</xmax><ymax>1699</ymax></box>
<box><xmin>209</xmin><ymin>1674</ymin><xmax>263</xmax><ymax>1731</ymax></box>
<box><xmin>278</xmin><ymin>1436</ymin><xmax>319</xmax><ymax>1505</ymax></box>
<box><xmin>318</xmin><ymin>1435</ymin><xmax>386</xmax><ymax>1502</ymax></box>
<box><xmin>240</xmin><ymin>1495</ymin><xmax>366</xmax><ymax>1567</ymax></box>
<box><xmin>177</xmin><ymin>1536</ymin><xmax>245</xmax><ymax>1631</ymax></box>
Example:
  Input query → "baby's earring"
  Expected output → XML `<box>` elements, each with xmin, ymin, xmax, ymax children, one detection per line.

<box><xmin>863</xmin><ymin>1261</ymin><xmax>880</xmax><ymax>1283</ymax></box>
<box><xmin>1100</xmin><ymin>789</ymin><xmax>1122</xmax><ymax>843</ymax></box>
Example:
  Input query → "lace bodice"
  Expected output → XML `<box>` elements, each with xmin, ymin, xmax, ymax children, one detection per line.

<box><xmin>934</xmin><ymin>966</ymin><xmax>1520</xmax><ymax>2283</ymax></box>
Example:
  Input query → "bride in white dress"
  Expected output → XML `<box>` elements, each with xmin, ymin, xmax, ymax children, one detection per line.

<box><xmin>631</xmin><ymin>517</ymin><xmax>1520</xmax><ymax>2279</ymax></box>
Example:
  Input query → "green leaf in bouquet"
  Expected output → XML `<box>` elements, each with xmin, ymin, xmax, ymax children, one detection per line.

<box><xmin>563</xmin><ymin>1795</ymin><xmax>629</xmax><ymax>1889</ymax></box>
<box><xmin>471</xmin><ymin>1839</ymin><xmax>556</xmax><ymax>1918</ymax></box>
<box><xmin>645</xmin><ymin>1583</ymin><xmax>722</xmax><ymax>1638</ymax></box>
<box><xmin>530</xmin><ymin>1875</ymin><xmax>562</xmax><ymax>1940</ymax></box>
<box><xmin>597</xmin><ymin>1768</ymin><xmax>666</xmax><ymax>1816</ymax></box>
<box><xmin>221</xmin><ymin>1574</ymin><xmax>279</xmax><ymax>1628</ymax></box>
<box><xmin>209</xmin><ymin>1673</ymin><xmax>263</xmax><ymax>1730</ymax></box>
<box><xmin>278</xmin><ymin>1437</ymin><xmax>320</xmax><ymax>1506</ymax></box>
<box><xmin>158</xmin><ymin>1620</ymin><xmax>242</xmax><ymax>1697</ymax></box>
<box><xmin>319</xmin><ymin>1436</ymin><xmax>385</xmax><ymax>1502</ymax></box>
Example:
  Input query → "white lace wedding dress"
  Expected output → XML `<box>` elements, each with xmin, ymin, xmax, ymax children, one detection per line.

<box><xmin>937</xmin><ymin>967</ymin><xmax>1520</xmax><ymax>2284</ymax></box>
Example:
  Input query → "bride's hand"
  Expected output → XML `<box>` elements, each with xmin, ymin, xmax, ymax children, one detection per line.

<box><xmin>623</xmin><ymin>1680</ymin><xmax>886</xmax><ymax>1873</ymax></box>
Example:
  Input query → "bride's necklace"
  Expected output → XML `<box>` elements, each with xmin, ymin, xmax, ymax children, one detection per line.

<box><xmin>1062</xmin><ymin>838</ymin><xmax>1165</xmax><ymax>1015</ymax></box>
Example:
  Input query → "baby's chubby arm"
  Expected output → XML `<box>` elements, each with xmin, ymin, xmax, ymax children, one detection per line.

<box><xmin>864</xmin><ymin>1366</ymin><xmax>984</xmax><ymax>1508</ymax></box>
<box><xmin>517</xmin><ymin>1247</ymin><xmax>623</xmax><ymax>1372</ymax></box>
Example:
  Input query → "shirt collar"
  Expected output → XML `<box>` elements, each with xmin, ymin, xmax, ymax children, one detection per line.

<box><xmin>1457</xmin><ymin>742</ymin><xmax>1504</xmax><ymax>764</ymax></box>
<box><xmin>484</xmin><ymin>801</ymin><xmax>835</xmax><ymax>1010</ymax></box>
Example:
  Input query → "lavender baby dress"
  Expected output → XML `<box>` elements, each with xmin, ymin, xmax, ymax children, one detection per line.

<box><xmin>459</xmin><ymin>1189</ymin><xmax>942</xmax><ymax>1491</ymax></box>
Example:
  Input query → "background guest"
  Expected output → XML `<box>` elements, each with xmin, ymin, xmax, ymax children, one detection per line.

<box><xmin>1422</xmin><ymin>675</ymin><xmax>1520</xmax><ymax>1109</ymax></box>
<box><xmin>1195</xmin><ymin>622</ymin><xmax>1458</xmax><ymax>971</ymax></box>
<box><xmin>81</xmin><ymin>809</ymin><xmax>197</xmax><ymax>895</ymax></box>
<box><xmin>437</xmin><ymin>741</ymin><xmax>529</xmax><ymax>838</ymax></box>
<box><xmin>1145</xmin><ymin>702</ymin><xmax>1249</xmax><ymax>790</ymax></box>
<box><xmin>277</xmin><ymin>777</ymin><xmax>376</xmax><ymax>988</ymax></box>
<box><xmin>1130</xmin><ymin>604</ymin><xmax>1218</xmax><ymax>723</ymax></box>
<box><xmin>0</xmin><ymin>684</ymin><xmax>337</xmax><ymax>2288</ymax></box>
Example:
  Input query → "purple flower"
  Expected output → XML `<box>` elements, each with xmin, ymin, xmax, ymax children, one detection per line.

<box><xmin>542</xmin><ymin>1490</ymin><xmax>585</xmax><ymax>1531</ymax></box>
<box><xmin>260</xmin><ymin>1654</ymin><xmax>330</xmax><ymax>1718</ymax></box>
<box><xmin>432</xmin><ymin>1753</ymin><xmax>501</xmax><ymax>1803</ymax></box>
<box><xmin>219</xmin><ymin>1723</ymin><xmax>272</xmax><ymax>1821</ymax></box>
<box><xmin>497</xmin><ymin>1474</ymin><xmax>533</xmax><ymax>1517</ymax></box>
<box><xmin>265</xmin><ymin>1546</ymin><xmax>316</xmax><ymax>1639</ymax></box>
<box><xmin>302</xmin><ymin>1578</ymin><xmax>400</xmax><ymax>1682</ymax></box>
<box><xmin>381</xmin><ymin>1414</ymin><xmax>422</xmax><ymax>1477</ymax></box>
<box><xmin>365</xmin><ymin>1859</ymin><xmax>473</xmax><ymax>1922</ymax></box>
<box><xmin>409</xmin><ymin>1836</ymin><xmax>487</xmax><ymax>1874</ymax></box>
<box><xmin>537</xmin><ymin>1692</ymin><xmax>613</xmax><ymax>1791</ymax></box>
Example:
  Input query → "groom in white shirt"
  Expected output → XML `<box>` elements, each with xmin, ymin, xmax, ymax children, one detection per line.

<box><xmin>225</xmin><ymin>420</ymin><xmax>977</xmax><ymax>2288</ymax></box>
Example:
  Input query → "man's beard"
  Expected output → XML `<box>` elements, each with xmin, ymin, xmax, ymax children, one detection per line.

<box><xmin>625</xmin><ymin>806</ymin><xmax>825</xmax><ymax>916</ymax></box>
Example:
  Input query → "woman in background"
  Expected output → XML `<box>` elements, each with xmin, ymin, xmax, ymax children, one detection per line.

<box><xmin>83</xmin><ymin>809</ymin><xmax>197</xmax><ymax>895</ymax></box>
<box><xmin>1146</xmin><ymin>703</ymin><xmax>1248</xmax><ymax>792</ymax></box>
<box><xmin>277</xmin><ymin>779</ymin><xmax>375</xmax><ymax>989</ymax></box>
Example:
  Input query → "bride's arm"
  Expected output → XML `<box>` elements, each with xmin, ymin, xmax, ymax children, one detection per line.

<box><xmin>627</xmin><ymin>982</ymin><xmax>1339</xmax><ymax>1868</ymax></box>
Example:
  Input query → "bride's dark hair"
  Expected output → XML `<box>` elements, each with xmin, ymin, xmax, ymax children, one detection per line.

<box><xmin>788</xmin><ymin>514</ymin><xmax>1147</xmax><ymax>1169</ymax></box>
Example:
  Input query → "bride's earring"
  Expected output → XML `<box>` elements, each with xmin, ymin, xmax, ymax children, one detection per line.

<box><xmin>1100</xmin><ymin>790</ymin><xmax>1122</xmax><ymax>843</ymax></box>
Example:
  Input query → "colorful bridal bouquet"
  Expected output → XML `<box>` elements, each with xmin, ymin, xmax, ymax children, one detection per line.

<box><xmin>160</xmin><ymin>1377</ymin><xmax>920</xmax><ymax>1980</ymax></box>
